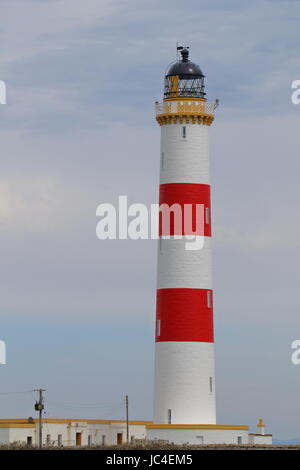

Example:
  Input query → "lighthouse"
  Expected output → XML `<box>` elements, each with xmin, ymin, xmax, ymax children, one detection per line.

<box><xmin>153</xmin><ymin>47</ymin><xmax>216</xmax><ymax>425</ymax></box>
<box><xmin>145</xmin><ymin>48</ymin><xmax>272</xmax><ymax>444</ymax></box>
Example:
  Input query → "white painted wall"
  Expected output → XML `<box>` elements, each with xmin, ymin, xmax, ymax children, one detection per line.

<box><xmin>160</xmin><ymin>123</ymin><xmax>210</xmax><ymax>185</ymax></box>
<box><xmin>0</xmin><ymin>428</ymin><xmax>9</xmax><ymax>444</ymax></box>
<box><xmin>8</xmin><ymin>427</ymin><xmax>36</xmax><ymax>445</ymax></box>
<box><xmin>0</xmin><ymin>422</ymin><xmax>147</xmax><ymax>447</ymax></box>
<box><xmin>157</xmin><ymin>236</ymin><xmax>212</xmax><ymax>289</ymax></box>
<box><xmin>147</xmin><ymin>427</ymin><xmax>249</xmax><ymax>445</ymax></box>
<box><xmin>154</xmin><ymin>342</ymin><xmax>216</xmax><ymax>424</ymax></box>
<box><xmin>0</xmin><ymin>422</ymin><xmax>272</xmax><ymax>446</ymax></box>
<box><xmin>249</xmin><ymin>434</ymin><xmax>273</xmax><ymax>445</ymax></box>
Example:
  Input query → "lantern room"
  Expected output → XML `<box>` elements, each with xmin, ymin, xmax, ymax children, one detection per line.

<box><xmin>164</xmin><ymin>47</ymin><xmax>206</xmax><ymax>100</ymax></box>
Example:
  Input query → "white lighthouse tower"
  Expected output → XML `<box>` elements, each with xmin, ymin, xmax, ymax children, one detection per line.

<box><xmin>146</xmin><ymin>48</ymin><xmax>272</xmax><ymax>445</ymax></box>
<box><xmin>153</xmin><ymin>46</ymin><xmax>216</xmax><ymax>426</ymax></box>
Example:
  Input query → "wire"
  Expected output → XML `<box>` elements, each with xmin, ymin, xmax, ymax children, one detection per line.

<box><xmin>47</xmin><ymin>400</ymin><xmax>118</xmax><ymax>408</ymax></box>
<box><xmin>99</xmin><ymin>401</ymin><xmax>124</xmax><ymax>418</ymax></box>
<box><xmin>0</xmin><ymin>391</ymin><xmax>124</xmax><ymax>420</ymax></box>
<box><xmin>46</xmin><ymin>400</ymin><xmax>124</xmax><ymax>418</ymax></box>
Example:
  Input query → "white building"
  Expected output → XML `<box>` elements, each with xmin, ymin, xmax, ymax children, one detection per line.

<box><xmin>0</xmin><ymin>418</ymin><xmax>272</xmax><ymax>446</ymax></box>
<box><xmin>146</xmin><ymin>423</ymin><xmax>272</xmax><ymax>445</ymax></box>
<box><xmin>0</xmin><ymin>419</ymin><xmax>149</xmax><ymax>447</ymax></box>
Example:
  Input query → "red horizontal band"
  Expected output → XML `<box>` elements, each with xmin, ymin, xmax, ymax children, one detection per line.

<box><xmin>159</xmin><ymin>183</ymin><xmax>211</xmax><ymax>236</ymax></box>
<box><xmin>155</xmin><ymin>288</ymin><xmax>214</xmax><ymax>342</ymax></box>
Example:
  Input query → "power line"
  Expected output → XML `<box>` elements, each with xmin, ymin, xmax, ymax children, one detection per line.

<box><xmin>0</xmin><ymin>391</ymin><xmax>125</xmax><ymax>421</ymax></box>
<box><xmin>47</xmin><ymin>400</ymin><xmax>117</xmax><ymax>407</ymax></box>
<box><xmin>47</xmin><ymin>400</ymin><xmax>124</xmax><ymax>412</ymax></box>
<box><xmin>101</xmin><ymin>401</ymin><xmax>124</xmax><ymax>418</ymax></box>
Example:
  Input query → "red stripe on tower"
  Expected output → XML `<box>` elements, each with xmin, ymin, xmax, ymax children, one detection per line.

<box><xmin>156</xmin><ymin>288</ymin><xmax>214</xmax><ymax>342</ymax></box>
<box><xmin>159</xmin><ymin>183</ymin><xmax>211</xmax><ymax>236</ymax></box>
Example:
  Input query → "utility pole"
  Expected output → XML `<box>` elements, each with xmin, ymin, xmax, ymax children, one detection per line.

<box><xmin>34</xmin><ymin>389</ymin><xmax>45</xmax><ymax>448</ymax></box>
<box><xmin>125</xmin><ymin>395</ymin><xmax>129</xmax><ymax>443</ymax></box>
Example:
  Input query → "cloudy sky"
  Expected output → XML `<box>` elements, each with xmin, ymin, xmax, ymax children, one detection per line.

<box><xmin>0</xmin><ymin>0</ymin><xmax>300</xmax><ymax>440</ymax></box>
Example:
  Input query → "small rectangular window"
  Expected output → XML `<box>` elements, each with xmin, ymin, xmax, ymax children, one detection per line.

<box><xmin>156</xmin><ymin>319</ymin><xmax>161</xmax><ymax>337</ymax></box>
<box><xmin>88</xmin><ymin>435</ymin><xmax>92</xmax><ymax>446</ymax></box>
<box><xmin>182</xmin><ymin>126</ymin><xmax>186</xmax><ymax>139</ymax></box>
<box><xmin>58</xmin><ymin>434</ymin><xmax>62</xmax><ymax>446</ymax></box>
<box><xmin>205</xmin><ymin>207</ymin><xmax>210</xmax><ymax>225</ymax></box>
<box><xmin>168</xmin><ymin>409</ymin><xmax>172</xmax><ymax>424</ymax></box>
<box><xmin>209</xmin><ymin>377</ymin><xmax>213</xmax><ymax>393</ymax></box>
<box><xmin>207</xmin><ymin>291</ymin><xmax>212</xmax><ymax>308</ymax></box>
<box><xmin>161</xmin><ymin>151</ymin><xmax>164</xmax><ymax>169</ymax></box>
<box><xmin>237</xmin><ymin>436</ymin><xmax>242</xmax><ymax>444</ymax></box>
<box><xmin>46</xmin><ymin>434</ymin><xmax>51</xmax><ymax>446</ymax></box>
<box><xmin>102</xmin><ymin>435</ymin><xmax>106</xmax><ymax>446</ymax></box>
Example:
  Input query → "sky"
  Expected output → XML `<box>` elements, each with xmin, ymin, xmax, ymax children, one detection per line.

<box><xmin>0</xmin><ymin>0</ymin><xmax>300</xmax><ymax>440</ymax></box>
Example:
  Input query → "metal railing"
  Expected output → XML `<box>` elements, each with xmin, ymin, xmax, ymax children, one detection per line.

<box><xmin>155</xmin><ymin>99</ymin><xmax>216</xmax><ymax>116</ymax></box>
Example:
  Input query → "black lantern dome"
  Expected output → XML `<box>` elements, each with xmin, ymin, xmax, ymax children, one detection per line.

<box><xmin>164</xmin><ymin>47</ymin><xmax>206</xmax><ymax>99</ymax></box>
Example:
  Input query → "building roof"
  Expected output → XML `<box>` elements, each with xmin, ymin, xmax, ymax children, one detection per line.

<box><xmin>166</xmin><ymin>48</ymin><xmax>204</xmax><ymax>79</ymax></box>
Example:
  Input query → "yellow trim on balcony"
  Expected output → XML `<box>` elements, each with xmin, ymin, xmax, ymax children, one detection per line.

<box><xmin>156</xmin><ymin>114</ymin><xmax>214</xmax><ymax>126</ymax></box>
<box><xmin>155</xmin><ymin>99</ymin><xmax>215</xmax><ymax>126</ymax></box>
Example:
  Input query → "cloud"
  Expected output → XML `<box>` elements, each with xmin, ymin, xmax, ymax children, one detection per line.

<box><xmin>1</xmin><ymin>0</ymin><xmax>122</xmax><ymax>66</ymax></box>
<box><xmin>2</xmin><ymin>0</ymin><xmax>300</xmax><ymax>134</ymax></box>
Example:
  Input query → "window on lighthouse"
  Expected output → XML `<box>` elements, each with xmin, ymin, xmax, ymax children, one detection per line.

<box><xmin>156</xmin><ymin>319</ymin><xmax>161</xmax><ymax>337</ymax></box>
<box><xmin>207</xmin><ymin>291</ymin><xmax>212</xmax><ymax>308</ymax></box>
<box><xmin>205</xmin><ymin>207</ymin><xmax>210</xmax><ymax>225</ymax></box>
<box><xmin>182</xmin><ymin>126</ymin><xmax>186</xmax><ymax>139</ymax></box>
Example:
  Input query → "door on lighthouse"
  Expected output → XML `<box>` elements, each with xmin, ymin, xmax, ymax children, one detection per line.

<box><xmin>117</xmin><ymin>433</ymin><xmax>123</xmax><ymax>445</ymax></box>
